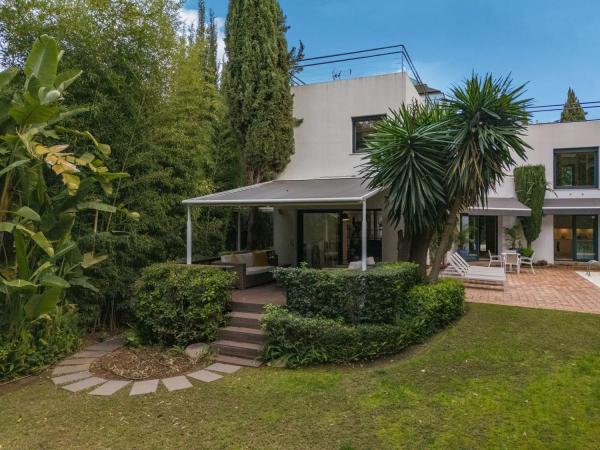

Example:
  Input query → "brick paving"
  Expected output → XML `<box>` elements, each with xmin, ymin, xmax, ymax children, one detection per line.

<box><xmin>467</xmin><ymin>267</ymin><xmax>600</xmax><ymax>314</ymax></box>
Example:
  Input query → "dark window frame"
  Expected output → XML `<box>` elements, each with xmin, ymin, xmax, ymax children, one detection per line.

<box><xmin>352</xmin><ymin>114</ymin><xmax>386</xmax><ymax>153</ymax></box>
<box><xmin>553</xmin><ymin>147</ymin><xmax>599</xmax><ymax>189</ymax></box>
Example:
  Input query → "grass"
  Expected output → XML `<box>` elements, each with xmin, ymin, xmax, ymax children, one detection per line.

<box><xmin>2</xmin><ymin>303</ymin><xmax>600</xmax><ymax>449</ymax></box>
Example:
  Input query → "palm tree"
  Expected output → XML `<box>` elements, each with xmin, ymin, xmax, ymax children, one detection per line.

<box><xmin>362</xmin><ymin>75</ymin><xmax>531</xmax><ymax>281</ymax></box>
<box><xmin>428</xmin><ymin>74</ymin><xmax>532</xmax><ymax>281</ymax></box>
<box><xmin>361</xmin><ymin>103</ymin><xmax>452</xmax><ymax>275</ymax></box>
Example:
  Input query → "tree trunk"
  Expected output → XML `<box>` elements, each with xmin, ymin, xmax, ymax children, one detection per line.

<box><xmin>410</xmin><ymin>229</ymin><xmax>432</xmax><ymax>278</ymax></box>
<box><xmin>246</xmin><ymin>206</ymin><xmax>259</xmax><ymax>250</ymax></box>
<box><xmin>428</xmin><ymin>199</ymin><xmax>462</xmax><ymax>283</ymax></box>
<box><xmin>397</xmin><ymin>229</ymin><xmax>412</xmax><ymax>261</ymax></box>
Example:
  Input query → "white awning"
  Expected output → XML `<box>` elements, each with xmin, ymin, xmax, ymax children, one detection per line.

<box><xmin>182</xmin><ymin>177</ymin><xmax>381</xmax><ymax>206</ymax></box>
<box><xmin>467</xmin><ymin>198</ymin><xmax>531</xmax><ymax>216</ymax></box>
<box><xmin>543</xmin><ymin>198</ymin><xmax>600</xmax><ymax>215</ymax></box>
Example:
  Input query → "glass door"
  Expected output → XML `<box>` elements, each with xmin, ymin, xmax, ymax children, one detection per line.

<box><xmin>554</xmin><ymin>215</ymin><xmax>598</xmax><ymax>261</ymax></box>
<box><xmin>459</xmin><ymin>215</ymin><xmax>498</xmax><ymax>260</ymax></box>
<box><xmin>299</xmin><ymin>212</ymin><xmax>341</xmax><ymax>268</ymax></box>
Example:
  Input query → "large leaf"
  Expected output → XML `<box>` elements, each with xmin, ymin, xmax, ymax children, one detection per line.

<box><xmin>40</xmin><ymin>273</ymin><xmax>70</xmax><ymax>288</ymax></box>
<box><xmin>24</xmin><ymin>287</ymin><xmax>62</xmax><ymax>319</ymax></box>
<box><xmin>30</xmin><ymin>261</ymin><xmax>54</xmax><ymax>281</ymax></box>
<box><xmin>55</xmin><ymin>69</ymin><xmax>82</xmax><ymax>93</ymax></box>
<box><xmin>9</xmin><ymin>94</ymin><xmax>60</xmax><ymax>125</ymax></box>
<box><xmin>30</xmin><ymin>231</ymin><xmax>54</xmax><ymax>257</ymax></box>
<box><xmin>13</xmin><ymin>231</ymin><xmax>30</xmax><ymax>279</ymax></box>
<box><xmin>81</xmin><ymin>252</ymin><xmax>108</xmax><ymax>268</ymax></box>
<box><xmin>0</xmin><ymin>67</ymin><xmax>18</xmax><ymax>90</ymax></box>
<box><xmin>13</xmin><ymin>206</ymin><xmax>41</xmax><ymax>222</ymax></box>
<box><xmin>0</xmin><ymin>159</ymin><xmax>29</xmax><ymax>177</ymax></box>
<box><xmin>0</xmin><ymin>222</ymin><xmax>16</xmax><ymax>232</ymax></box>
<box><xmin>68</xmin><ymin>276</ymin><xmax>99</xmax><ymax>293</ymax></box>
<box><xmin>24</xmin><ymin>35</ymin><xmax>59</xmax><ymax>87</ymax></box>
<box><xmin>2</xmin><ymin>278</ymin><xmax>36</xmax><ymax>289</ymax></box>
<box><xmin>77</xmin><ymin>201</ymin><xmax>116</xmax><ymax>213</ymax></box>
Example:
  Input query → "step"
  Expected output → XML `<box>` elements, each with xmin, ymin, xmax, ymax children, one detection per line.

<box><xmin>213</xmin><ymin>339</ymin><xmax>263</xmax><ymax>359</ymax></box>
<box><xmin>229</xmin><ymin>311</ymin><xmax>262</xmax><ymax>328</ymax></box>
<box><xmin>230</xmin><ymin>301</ymin><xmax>266</xmax><ymax>314</ymax></box>
<box><xmin>217</xmin><ymin>326</ymin><xmax>266</xmax><ymax>344</ymax></box>
<box><xmin>215</xmin><ymin>354</ymin><xmax>262</xmax><ymax>368</ymax></box>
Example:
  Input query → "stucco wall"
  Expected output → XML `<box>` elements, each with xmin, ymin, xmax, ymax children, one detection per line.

<box><xmin>279</xmin><ymin>73</ymin><xmax>421</xmax><ymax>180</ymax></box>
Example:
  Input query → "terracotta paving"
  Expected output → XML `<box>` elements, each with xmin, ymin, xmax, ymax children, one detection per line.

<box><xmin>467</xmin><ymin>267</ymin><xmax>600</xmax><ymax>314</ymax></box>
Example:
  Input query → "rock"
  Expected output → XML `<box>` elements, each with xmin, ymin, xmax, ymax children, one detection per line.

<box><xmin>185</xmin><ymin>343</ymin><xmax>210</xmax><ymax>360</ymax></box>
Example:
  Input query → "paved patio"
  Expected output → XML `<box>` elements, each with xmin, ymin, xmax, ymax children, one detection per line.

<box><xmin>466</xmin><ymin>267</ymin><xmax>600</xmax><ymax>314</ymax></box>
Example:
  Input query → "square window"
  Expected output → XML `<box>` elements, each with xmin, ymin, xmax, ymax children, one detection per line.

<box><xmin>554</xmin><ymin>148</ymin><xmax>598</xmax><ymax>188</ymax></box>
<box><xmin>352</xmin><ymin>115</ymin><xmax>385</xmax><ymax>153</ymax></box>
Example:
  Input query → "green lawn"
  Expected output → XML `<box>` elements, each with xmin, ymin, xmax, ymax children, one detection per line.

<box><xmin>2</xmin><ymin>303</ymin><xmax>600</xmax><ymax>449</ymax></box>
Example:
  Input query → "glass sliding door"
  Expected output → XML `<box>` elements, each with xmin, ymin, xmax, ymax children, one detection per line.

<box><xmin>459</xmin><ymin>215</ymin><xmax>498</xmax><ymax>260</ymax></box>
<box><xmin>298</xmin><ymin>210</ymin><xmax>383</xmax><ymax>267</ymax></box>
<box><xmin>554</xmin><ymin>215</ymin><xmax>598</xmax><ymax>261</ymax></box>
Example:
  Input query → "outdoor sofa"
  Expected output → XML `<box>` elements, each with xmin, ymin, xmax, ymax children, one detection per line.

<box><xmin>211</xmin><ymin>250</ymin><xmax>278</xmax><ymax>289</ymax></box>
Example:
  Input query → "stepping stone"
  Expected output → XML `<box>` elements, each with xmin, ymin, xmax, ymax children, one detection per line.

<box><xmin>72</xmin><ymin>350</ymin><xmax>107</xmax><ymax>358</ymax></box>
<box><xmin>52</xmin><ymin>364</ymin><xmax>90</xmax><ymax>376</ymax></box>
<box><xmin>58</xmin><ymin>357</ymin><xmax>97</xmax><ymax>365</ymax></box>
<box><xmin>130</xmin><ymin>379</ymin><xmax>159</xmax><ymax>396</ymax></box>
<box><xmin>52</xmin><ymin>371</ymin><xmax>93</xmax><ymax>385</ymax></box>
<box><xmin>162</xmin><ymin>376</ymin><xmax>193</xmax><ymax>392</ymax></box>
<box><xmin>86</xmin><ymin>336</ymin><xmax>125</xmax><ymax>352</ymax></box>
<box><xmin>205</xmin><ymin>363</ymin><xmax>241</xmax><ymax>374</ymax></box>
<box><xmin>188</xmin><ymin>369</ymin><xmax>223</xmax><ymax>383</ymax></box>
<box><xmin>62</xmin><ymin>377</ymin><xmax>106</xmax><ymax>393</ymax></box>
<box><xmin>89</xmin><ymin>380</ymin><xmax>130</xmax><ymax>396</ymax></box>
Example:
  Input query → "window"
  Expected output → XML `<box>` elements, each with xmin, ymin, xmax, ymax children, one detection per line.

<box><xmin>554</xmin><ymin>148</ymin><xmax>598</xmax><ymax>188</ymax></box>
<box><xmin>352</xmin><ymin>115</ymin><xmax>385</xmax><ymax>153</ymax></box>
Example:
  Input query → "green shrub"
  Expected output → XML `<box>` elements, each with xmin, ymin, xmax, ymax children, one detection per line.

<box><xmin>261</xmin><ymin>278</ymin><xmax>464</xmax><ymax>367</ymax></box>
<box><xmin>0</xmin><ymin>305</ymin><xmax>81</xmax><ymax>379</ymax></box>
<box><xmin>519</xmin><ymin>247</ymin><xmax>534</xmax><ymax>258</ymax></box>
<box><xmin>131</xmin><ymin>263</ymin><xmax>236</xmax><ymax>346</ymax></box>
<box><xmin>273</xmin><ymin>262</ymin><xmax>421</xmax><ymax>324</ymax></box>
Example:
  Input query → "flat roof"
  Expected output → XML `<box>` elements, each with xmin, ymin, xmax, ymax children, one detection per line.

<box><xmin>543</xmin><ymin>198</ymin><xmax>600</xmax><ymax>215</ymax></box>
<box><xmin>183</xmin><ymin>177</ymin><xmax>381</xmax><ymax>206</ymax></box>
<box><xmin>467</xmin><ymin>197</ymin><xmax>531</xmax><ymax>216</ymax></box>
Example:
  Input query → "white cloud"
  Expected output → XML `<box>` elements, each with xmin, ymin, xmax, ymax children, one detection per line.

<box><xmin>179</xmin><ymin>8</ymin><xmax>199</xmax><ymax>31</ymax></box>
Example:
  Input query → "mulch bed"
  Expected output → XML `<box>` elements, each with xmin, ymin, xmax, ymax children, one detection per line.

<box><xmin>90</xmin><ymin>346</ymin><xmax>211</xmax><ymax>380</ymax></box>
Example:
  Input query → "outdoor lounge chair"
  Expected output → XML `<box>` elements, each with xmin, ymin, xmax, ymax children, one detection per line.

<box><xmin>441</xmin><ymin>252</ymin><xmax>506</xmax><ymax>287</ymax></box>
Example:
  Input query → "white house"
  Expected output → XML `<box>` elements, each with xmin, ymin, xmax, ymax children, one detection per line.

<box><xmin>184</xmin><ymin>72</ymin><xmax>600</xmax><ymax>268</ymax></box>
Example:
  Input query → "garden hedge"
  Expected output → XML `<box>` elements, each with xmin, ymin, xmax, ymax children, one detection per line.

<box><xmin>262</xmin><ymin>278</ymin><xmax>464</xmax><ymax>367</ymax></box>
<box><xmin>131</xmin><ymin>263</ymin><xmax>236</xmax><ymax>346</ymax></box>
<box><xmin>273</xmin><ymin>262</ymin><xmax>421</xmax><ymax>324</ymax></box>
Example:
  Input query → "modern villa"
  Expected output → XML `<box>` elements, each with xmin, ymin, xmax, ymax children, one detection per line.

<box><xmin>184</xmin><ymin>72</ymin><xmax>600</xmax><ymax>268</ymax></box>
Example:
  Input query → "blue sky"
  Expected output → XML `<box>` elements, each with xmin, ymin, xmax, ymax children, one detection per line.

<box><xmin>183</xmin><ymin>0</ymin><xmax>600</xmax><ymax>122</ymax></box>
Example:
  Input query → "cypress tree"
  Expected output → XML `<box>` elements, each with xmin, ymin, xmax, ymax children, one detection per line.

<box><xmin>223</xmin><ymin>0</ymin><xmax>298</xmax><ymax>248</ymax></box>
<box><xmin>206</xmin><ymin>9</ymin><xmax>219</xmax><ymax>84</ymax></box>
<box><xmin>560</xmin><ymin>87</ymin><xmax>586</xmax><ymax>122</ymax></box>
<box><xmin>514</xmin><ymin>165</ymin><xmax>547</xmax><ymax>248</ymax></box>
<box><xmin>197</xmin><ymin>0</ymin><xmax>206</xmax><ymax>39</ymax></box>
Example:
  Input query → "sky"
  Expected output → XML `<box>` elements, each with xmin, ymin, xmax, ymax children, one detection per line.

<box><xmin>182</xmin><ymin>0</ymin><xmax>600</xmax><ymax>122</ymax></box>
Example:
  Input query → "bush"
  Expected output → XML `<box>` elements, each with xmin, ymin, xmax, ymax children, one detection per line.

<box><xmin>131</xmin><ymin>263</ymin><xmax>236</xmax><ymax>346</ymax></box>
<box><xmin>261</xmin><ymin>278</ymin><xmax>464</xmax><ymax>367</ymax></box>
<box><xmin>273</xmin><ymin>262</ymin><xmax>421</xmax><ymax>324</ymax></box>
<box><xmin>0</xmin><ymin>305</ymin><xmax>81</xmax><ymax>379</ymax></box>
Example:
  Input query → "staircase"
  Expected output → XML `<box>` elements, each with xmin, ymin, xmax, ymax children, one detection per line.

<box><xmin>213</xmin><ymin>285</ymin><xmax>286</xmax><ymax>368</ymax></box>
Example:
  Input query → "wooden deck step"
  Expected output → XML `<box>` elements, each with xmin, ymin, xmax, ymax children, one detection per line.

<box><xmin>217</xmin><ymin>326</ymin><xmax>266</xmax><ymax>344</ymax></box>
<box><xmin>215</xmin><ymin>354</ymin><xmax>262</xmax><ymax>368</ymax></box>
<box><xmin>230</xmin><ymin>301</ymin><xmax>266</xmax><ymax>314</ymax></box>
<box><xmin>213</xmin><ymin>339</ymin><xmax>263</xmax><ymax>359</ymax></box>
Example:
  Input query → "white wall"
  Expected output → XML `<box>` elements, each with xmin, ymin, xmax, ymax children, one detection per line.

<box><xmin>279</xmin><ymin>73</ymin><xmax>422</xmax><ymax>180</ymax></box>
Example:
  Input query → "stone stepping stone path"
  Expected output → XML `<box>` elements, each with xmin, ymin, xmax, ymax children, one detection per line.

<box><xmin>51</xmin><ymin>335</ymin><xmax>246</xmax><ymax>397</ymax></box>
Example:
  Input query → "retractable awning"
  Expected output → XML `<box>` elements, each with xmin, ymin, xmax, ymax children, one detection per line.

<box><xmin>467</xmin><ymin>197</ymin><xmax>531</xmax><ymax>216</ymax></box>
<box><xmin>182</xmin><ymin>177</ymin><xmax>381</xmax><ymax>206</ymax></box>
<box><xmin>543</xmin><ymin>198</ymin><xmax>600</xmax><ymax>215</ymax></box>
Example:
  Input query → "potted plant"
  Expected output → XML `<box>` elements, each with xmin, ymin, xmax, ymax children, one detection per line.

<box><xmin>504</xmin><ymin>224</ymin><xmax>523</xmax><ymax>250</ymax></box>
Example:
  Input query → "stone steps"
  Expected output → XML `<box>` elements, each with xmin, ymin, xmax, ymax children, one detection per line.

<box><xmin>215</xmin><ymin>354</ymin><xmax>262</xmax><ymax>367</ymax></box>
<box><xmin>228</xmin><ymin>311</ymin><xmax>262</xmax><ymax>328</ymax></box>
<box><xmin>217</xmin><ymin>326</ymin><xmax>266</xmax><ymax>344</ymax></box>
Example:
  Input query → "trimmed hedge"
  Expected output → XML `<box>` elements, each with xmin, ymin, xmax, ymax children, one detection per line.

<box><xmin>131</xmin><ymin>263</ymin><xmax>236</xmax><ymax>346</ymax></box>
<box><xmin>273</xmin><ymin>262</ymin><xmax>421</xmax><ymax>324</ymax></box>
<box><xmin>262</xmin><ymin>278</ymin><xmax>464</xmax><ymax>367</ymax></box>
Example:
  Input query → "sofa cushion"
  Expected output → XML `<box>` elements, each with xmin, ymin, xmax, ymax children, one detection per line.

<box><xmin>252</xmin><ymin>251</ymin><xmax>269</xmax><ymax>267</ymax></box>
<box><xmin>237</xmin><ymin>252</ymin><xmax>254</xmax><ymax>267</ymax></box>
<box><xmin>245</xmin><ymin>266</ymin><xmax>274</xmax><ymax>276</ymax></box>
<box><xmin>220</xmin><ymin>253</ymin><xmax>239</xmax><ymax>264</ymax></box>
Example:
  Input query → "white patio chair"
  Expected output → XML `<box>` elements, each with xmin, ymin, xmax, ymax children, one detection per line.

<box><xmin>519</xmin><ymin>252</ymin><xmax>535</xmax><ymax>274</ymax></box>
<box><xmin>504</xmin><ymin>252</ymin><xmax>520</xmax><ymax>274</ymax></box>
<box><xmin>488</xmin><ymin>250</ymin><xmax>503</xmax><ymax>268</ymax></box>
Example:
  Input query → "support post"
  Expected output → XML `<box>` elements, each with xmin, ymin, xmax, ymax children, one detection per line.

<box><xmin>236</xmin><ymin>209</ymin><xmax>242</xmax><ymax>252</ymax></box>
<box><xmin>362</xmin><ymin>200</ymin><xmax>367</xmax><ymax>271</ymax></box>
<box><xmin>186</xmin><ymin>206</ymin><xmax>192</xmax><ymax>265</ymax></box>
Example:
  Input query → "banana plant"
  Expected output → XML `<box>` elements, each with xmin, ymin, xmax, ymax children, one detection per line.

<box><xmin>0</xmin><ymin>35</ymin><xmax>133</xmax><ymax>334</ymax></box>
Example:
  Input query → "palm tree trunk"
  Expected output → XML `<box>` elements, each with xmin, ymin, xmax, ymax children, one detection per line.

<box><xmin>428</xmin><ymin>199</ymin><xmax>462</xmax><ymax>282</ymax></box>
<box><xmin>410</xmin><ymin>229</ymin><xmax>432</xmax><ymax>278</ymax></box>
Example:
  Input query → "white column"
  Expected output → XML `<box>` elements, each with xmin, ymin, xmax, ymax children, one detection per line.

<box><xmin>362</xmin><ymin>200</ymin><xmax>367</xmax><ymax>271</ymax></box>
<box><xmin>236</xmin><ymin>209</ymin><xmax>242</xmax><ymax>251</ymax></box>
<box><xmin>186</xmin><ymin>206</ymin><xmax>192</xmax><ymax>265</ymax></box>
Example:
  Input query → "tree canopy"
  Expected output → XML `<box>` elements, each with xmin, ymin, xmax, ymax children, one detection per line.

<box><xmin>560</xmin><ymin>88</ymin><xmax>587</xmax><ymax>122</ymax></box>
